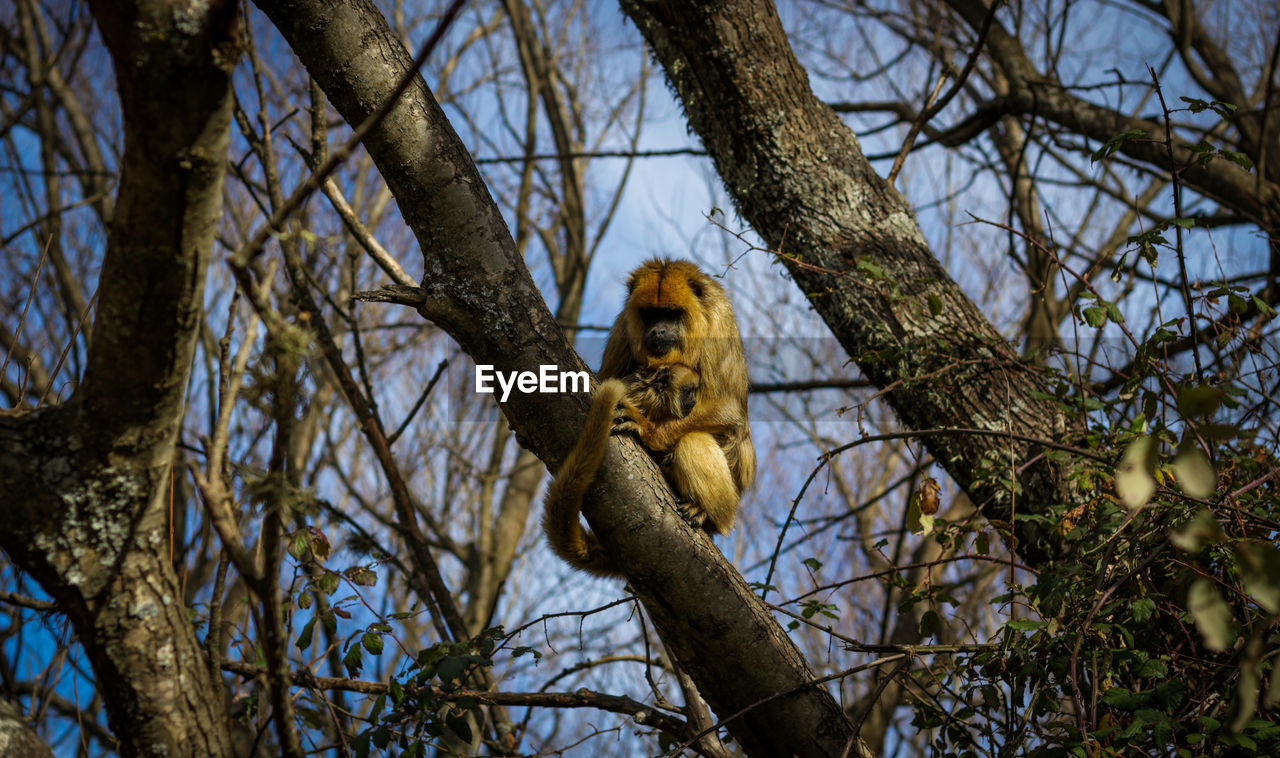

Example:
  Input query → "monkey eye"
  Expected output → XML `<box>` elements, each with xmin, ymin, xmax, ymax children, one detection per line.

<box><xmin>688</xmin><ymin>281</ymin><xmax>705</xmax><ymax>298</ymax></box>
<box><xmin>640</xmin><ymin>307</ymin><xmax>682</xmax><ymax>322</ymax></box>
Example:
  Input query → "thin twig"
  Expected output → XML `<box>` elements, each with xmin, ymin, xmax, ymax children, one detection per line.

<box><xmin>230</xmin><ymin>0</ymin><xmax>468</xmax><ymax>269</ymax></box>
<box><xmin>887</xmin><ymin>0</ymin><xmax>1003</xmax><ymax>184</ymax></box>
<box><xmin>1148</xmin><ymin>65</ymin><xmax>1203</xmax><ymax>380</ymax></box>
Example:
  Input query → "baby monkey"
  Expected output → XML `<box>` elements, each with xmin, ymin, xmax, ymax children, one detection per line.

<box><xmin>615</xmin><ymin>362</ymin><xmax>700</xmax><ymax>433</ymax></box>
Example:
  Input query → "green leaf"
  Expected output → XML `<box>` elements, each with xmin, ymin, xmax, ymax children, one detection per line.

<box><xmin>288</xmin><ymin>531</ymin><xmax>310</xmax><ymax>560</ymax></box>
<box><xmin>856</xmin><ymin>257</ymin><xmax>888</xmax><ymax>280</ymax></box>
<box><xmin>309</xmin><ymin>528</ymin><xmax>331</xmax><ymax>560</ymax></box>
<box><xmin>1177</xmin><ymin>384</ymin><xmax>1223</xmax><ymax>418</ymax></box>
<box><xmin>1083</xmin><ymin>305</ymin><xmax>1107</xmax><ymax>328</ymax></box>
<box><xmin>1103</xmin><ymin>687</ymin><xmax>1143</xmax><ymax>709</ymax></box>
<box><xmin>296</xmin><ymin>616</ymin><xmax>316</xmax><ymax>651</ymax></box>
<box><xmin>1172</xmin><ymin>448</ymin><xmax>1216</xmax><ymax>498</ymax></box>
<box><xmin>919</xmin><ymin>609</ymin><xmax>940</xmax><ymax>638</ymax></box>
<box><xmin>1187</xmin><ymin>578</ymin><xmax>1235</xmax><ymax>652</ymax></box>
<box><xmin>1181</xmin><ymin>96</ymin><xmax>1210</xmax><ymax>113</ymax></box>
<box><xmin>317</xmin><ymin>572</ymin><xmax>340</xmax><ymax>596</ymax></box>
<box><xmin>362</xmin><ymin>632</ymin><xmax>385</xmax><ymax>655</ymax></box>
<box><xmin>1134</xmin><ymin>658</ymin><xmax>1168</xmax><ymax>678</ymax></box>
<box><xmin>347</xmin><ymin>566</ymin><xmax>378</xmax><ymax>587</ymax></box>
<box><xmin>1115</xmin><ymin>436</ymin><xmax>1156</xmax><ymax>509</ymax></box>
<box><xmin>343</xmin><ymin>642</ymin><xmax>364</xmax><ymax>677</ymax></box>
<box><xmin>907</xmin><ymin>495</ymin><xmax>934</xmax><ymax>536</ymax></box>
<box><xmin>1238</xmin><ymin>543</ymin><xmax>1280</xmax><ymax>614</ymax></box>
<box><xmin>1091</xmin><ymin>129</ymin><xmax>1147</xmax><ymax>162</ymax></box>
<box><xmin>1232</xmin><ymin>734</ymin><xmax>1258</xmax><ymax>751</ymax></box>
<box><xmin>352</xmin><ymin>731</ymin><xmax>371</xmax><ymax>758</ymax></box>
<box><xmin>1170</xmin><ymin>509</ymin><xmax>1224</xmax><ymax>552</ymax></box>
<box><xmin>803</xmin><ymin>557</ymin><xmax>823</xmax><ymax>573</ymax></box>
<box><xmin>1131</xmin><ymin>597</ymin><xmax>1156</xmax><ymax>622</ymax></box>
<box><xmin>1218</xmin><ymin>150</ymin><xmax>1253</xmax><ymax>170</ymax></box>
<box><xmin>297</xmin><ymin>706</ymin><xmax>325</xmax><ymax>730</ymax></box>
<box><xmin>446</xmin><ymin>712</ymin><xmax>473</xmax><ymax>744</ymax></box>
<box><xmin>1231</xmin><ymin>644</ymin><xmax>1263</xmax><ymax>733</ymax></box>
<box><xmin>512</xmin><ymin>645</ymin><xmax>541</xmax><ymax>662</ymax></box>
<box><xmin>437</xmin><ymin>655</ymin><xmax>469</xmax><ymax>684</ymax></box>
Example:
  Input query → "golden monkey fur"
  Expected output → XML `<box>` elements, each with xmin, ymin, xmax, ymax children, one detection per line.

<box><xmin>543</xmin><ymin>259</ymin><xmax>755</xmax><ymax>576</ymax></box>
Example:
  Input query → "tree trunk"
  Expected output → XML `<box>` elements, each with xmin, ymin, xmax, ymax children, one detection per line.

<box><xmin>0</xmin><ymin>0</ymin><xmax>240</xmax><ymax>754</ymax></box>
<box><xmin>619</xmin><ymin>0</ymin><xmax>1081</xmax><ymax>567</ymax></box>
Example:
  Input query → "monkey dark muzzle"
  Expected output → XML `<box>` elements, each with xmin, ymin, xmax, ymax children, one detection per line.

<box><xmin>643</xmin><ymin>325</ymin><xmax>679</xmax><ymax>357</ymax></box>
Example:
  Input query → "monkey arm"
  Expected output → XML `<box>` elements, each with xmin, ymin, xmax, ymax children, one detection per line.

<box><xmin>630</xmin><ymin>399</ymin><xmax>745</xmax><ymax>452</ymax></box>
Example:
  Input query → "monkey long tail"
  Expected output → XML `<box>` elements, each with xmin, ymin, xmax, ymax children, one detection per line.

<box><xmin>541</xmin><ymin>379</ymin><xmax>628</xmax><ymax>578</ymax></box>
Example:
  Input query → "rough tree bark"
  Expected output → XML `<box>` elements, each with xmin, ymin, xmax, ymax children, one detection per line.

<box><xmin>0</xmin><ymin>0</ymin><xmax>240</xmax><ymax>755</ymax></box>
<box><xmin>619</xmin><ymin>0</ymin><xmax>1084</xmax><ymax>567</ymax></box>
<box><xmin>0</xmin><ymin>699</ymin><xmax>55</xmax><ymax>757</ymax></box>
<box><xmin>253</xmin><ymin>0</ymin><xmax>867</xmax><ymax>754</ymax></box>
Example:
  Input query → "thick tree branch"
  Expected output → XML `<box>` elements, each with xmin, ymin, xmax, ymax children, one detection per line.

<box><xmin>253</xmin><ymin>0</ymin><xmax>861</xmax><ymax>755</ymax></box>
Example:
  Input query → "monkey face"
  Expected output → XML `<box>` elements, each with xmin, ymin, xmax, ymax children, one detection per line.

<box><xmin>653</xmin><ymin>363</ymin><xmax>700</xmax><ymax>418</ymax></box>
<box><xmin>623</xmin><ymin>260</ymin><xmax>714</xmax><ymax>367</ymax></box>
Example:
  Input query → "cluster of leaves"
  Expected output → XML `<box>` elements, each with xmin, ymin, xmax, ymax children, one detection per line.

<box><xmin>909</xmin><ymin>113</ymin><xmax>1279</xmax><ymax>756</ymax></box>
<box><xmin>279</xmin><ymin>528</ymin><xmax>519</xmax><ymax>756</ymax></box>
<box><xmin>350</xmin><ymin>629</ymin><xmax>506</xmax><ymax>757</ymax></box>
<box><xmin>911</xmin><ymin>378</ymin><xmax>1279</xmax><ymax>756</ymax></box>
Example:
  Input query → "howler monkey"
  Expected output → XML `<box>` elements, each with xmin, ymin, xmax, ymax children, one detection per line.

<box><xmin>543</xmin><ymin>259</ymin><xmax>754</xmax><ymax>576</ymax></box>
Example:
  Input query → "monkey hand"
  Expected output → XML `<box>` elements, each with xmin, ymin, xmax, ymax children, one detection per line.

<box><xmin>636</xmin><ymin>423</ymin><xmax>677</xmax><ymax>452</ymax></box>
<box><xmin>611</xmin><ymin>401</ymin><xmax>652</xmax><ymax>438</ymax></box>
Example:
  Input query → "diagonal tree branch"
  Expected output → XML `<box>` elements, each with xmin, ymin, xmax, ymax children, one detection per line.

<box><xmin>252</xmin><ymin>0</ymin><xmax>864</xmax><ymax>754</ymax></box>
